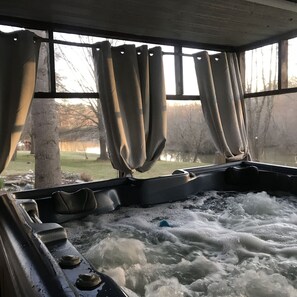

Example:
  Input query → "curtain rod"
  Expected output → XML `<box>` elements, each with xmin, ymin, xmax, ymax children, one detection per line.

<box><xmin>0</xmin><ymin>31</ymin><xmax>211</xmax><ymax>57</ymax></box>
<box><xmin>0</xmin><ymin>31</ymin><xmax>212</xmax><ymax>57</ymax></box>
<box><xmin>34</xmin><ymin>36</ymin><xmax>205</xmax><ymax>57</ymax></box>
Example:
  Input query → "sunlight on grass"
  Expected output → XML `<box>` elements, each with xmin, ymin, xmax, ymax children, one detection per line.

<box><xmin>2</xmin><ymin>151</ymin><xmax>206</xmax><ymax>181</ymax></box>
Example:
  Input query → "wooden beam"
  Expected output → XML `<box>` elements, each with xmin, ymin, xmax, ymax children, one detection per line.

<box><xmin>174</xmin><ymin>46</ymin><xmax>183</xmax><ymax>96</ymax></box>
<box><xmin>278</xmin><ymin>40</ymin><xmax>288</xmax><ymax>89</ymax></box>
<box><xmin>0</xmin><ymin>15</ymin><xmax>237</xmax><ymax>52</ymax></box>
<box><xmin>48</xmin><ymin>30</ymin><xmax>56</xmax><ymax>93</ymax></box>
<box><xmin>238</xmin><ymin>51</ymin><xmax>246</xmax><ymax>92</ymax></box>
<box><xmin>34</xmin><ymin>92</ymin><xmax>201</xmax><ymax>101</ymax></box>
<box><xmin>244</xmin><ymin>86</ymin><xmax>297</xmax><ymax>98</ymax></box>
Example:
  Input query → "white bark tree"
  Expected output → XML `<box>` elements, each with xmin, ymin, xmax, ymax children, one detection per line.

<box><xmin>31</xmin><ymin>32</ymin><xmax>61</xmax><ymax>188</ymax></box>
<box><xmin>31</xmin><ymin>99</ymin><xmax>61</xmax><ymax>187</ymax></box>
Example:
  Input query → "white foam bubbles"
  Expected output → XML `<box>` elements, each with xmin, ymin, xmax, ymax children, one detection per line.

<box><xmin>64</xmin><ymin>191</ymin><xmax>297</xmax><ymax>296</ymax></box>
<box><xmin>144</xmin><ymin>277</ymin><xmax>191</xmax><ymax>297</ymax></box>
<box><xmin>85</xmin><ymin>237</ymin><xmax>147</xmax><ymax>268</ymax></box>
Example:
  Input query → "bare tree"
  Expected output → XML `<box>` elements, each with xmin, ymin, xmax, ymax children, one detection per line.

<box><xmin>58</xmin><ymin>100</ymin><xmax>108</xmax><ymax>160</ymax></box>
<box><xmin>31</xmin><ymin>99</ymin><xmax>61</xmax><ymax>188</ymax></box>
<box><xmin>55</xmin><ymin>35</ymin><xmax>111</xmax><ymax>160</ymax></box>
<box><xmin>167</xmin><ymin>102</ymin><xmax>215</xmax><ymax>162</ymax></box>
<box><xmin>245</xmin><ymin>44</ymin><xmax>277</xmax><ymax>161</ymax></box>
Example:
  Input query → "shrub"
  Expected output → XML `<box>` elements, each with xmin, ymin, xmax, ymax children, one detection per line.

<box><xmin>80</xmin><ymin>172</ymin><xmax>92</xmax><ymax>182</ymax></box>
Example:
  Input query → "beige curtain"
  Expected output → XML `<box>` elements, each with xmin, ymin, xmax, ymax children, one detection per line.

<box><xmin>194</xmin><ymin>51</ymin><xmax>250</xmax><ymax>162</ymax></box>
<box><xmin>0</xmin><ymin>31</ymin><xmax>40</xmax><ymax>173</ymax></box>
<box><xmin>93</xmin><ymin>41</ymin><xmax>167</xmax><ymax>174</ymax></box>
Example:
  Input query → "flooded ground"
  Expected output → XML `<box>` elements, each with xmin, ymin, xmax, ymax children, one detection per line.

<box><xmin>64</xmin><ymin>191</ymin><xmax>297</xmax><ymax>297</ymax></box>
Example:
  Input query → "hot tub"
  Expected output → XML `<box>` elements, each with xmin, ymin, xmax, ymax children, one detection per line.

<box><xmin>2</xmin><ymin>161</ymin><xmax>297</xmax><ymax>296</ymax></box>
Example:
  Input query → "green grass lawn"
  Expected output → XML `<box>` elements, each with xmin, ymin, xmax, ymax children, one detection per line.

<box><xmin>2</xmin><ymin>151</ymin><xmax>209</xmax><ymax>181</ymax></box>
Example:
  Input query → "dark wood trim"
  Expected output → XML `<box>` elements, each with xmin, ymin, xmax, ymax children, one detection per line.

<box><xmin>34</xmin><ymin>92</ymin><xmax>201</xmax><ymax>101</ymax></box>
<box><xmin>3</xmin><ymin>15</ymin><xmax>297</xmax><ymax>102</ymax></box>
<box><xmin>244</xmin><ymin>87</ymin><xmax>297</xmax><ymax>98</ymax></box>
<box><xmin>35</xmin><ymin>88</ymin><xmax>297</xmax><ymax>100</ymax></box>
<box><xmin>278</xmin><ymin>40</ymin><xmax>288</xmax><ymax>89</ymax></box>
<box><xmin>0</xmin><ymin>15</ymin><xmax>237</xmax><ymax>52</ymax></box>
<box><xmin>166</xmin><ymin>95</ymin><xmax>200</xmax><ymax>101</ymax></box>
<box><xmin>238</xmin><ymin>28</ymin><xmax>297</xmax><ymax>52</ymax></box>
<box><xmin>238</xmin><ymin>51</ymin><xmax>246</xmax><ymax>92</ymax></box>
<box><xmin>48</xmin><ymin>30</ymin><xmax>56</xmax><ymax>93</ymax></box>
<box><xmin>34</xmin><ymin>92</ymin><xmax>99</xmax><ymax>99</ymax></box>
<box><xmin>174</xmin><ymin>46</ymin><xmax>183</xmax><ymax>96</ymax></box>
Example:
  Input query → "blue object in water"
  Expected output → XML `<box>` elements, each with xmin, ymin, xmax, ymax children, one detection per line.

<box><xmin>159</xmin><ymin>220</ymin><xmax>171</xmax><ymax>227</ymax></box>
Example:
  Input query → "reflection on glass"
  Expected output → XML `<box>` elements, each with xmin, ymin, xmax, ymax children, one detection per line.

<box><xmin>245</xmin><ymin>93</ymin><xmax>297</xmax><ymax>167</ymax></box>
<box><xmin>288</xmin><ymin>37</ymin><xmax>297</xmax><ymax>88</ymax></box>
<box><xmin>245</xmin><ymin>43</ymin><xmax>278</xmax><ymax>93</ymax></box>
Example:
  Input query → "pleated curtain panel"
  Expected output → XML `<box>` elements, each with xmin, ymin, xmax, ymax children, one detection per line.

<box><xmin>194</xmin><ymin>51</ymin><xmax>250</xmax><ymax>162</ymax></box>
<box><xmin>92</xmin><ymin>41</ymin><xmax>167</xmax><ymax>175</ymax></box>
<box><xmin>0</xmin><ymin>31</ymin><xmax>40</xmax><ymax>173</ymax></box>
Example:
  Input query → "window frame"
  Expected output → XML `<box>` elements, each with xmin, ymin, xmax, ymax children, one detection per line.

<box><xmin>1</xmin><ymin>18</ymin><xmax>297</xmax><ymax>101</ymax></box>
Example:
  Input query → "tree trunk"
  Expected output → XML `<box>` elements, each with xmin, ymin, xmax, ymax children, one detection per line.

<box><xmin>98</xmin><ymin>119</ymin><xmax>108</xmax><ymax>160</ymax></box>
<box><xmin>99</xmin><ymin>137</ymin><xmax>108</xmax><ymax>160</ymax></box>
<box><xmin>97</xmin><ymin>100</ymin><xmax>108</xmax><ymax>160</ymax></box>
<box><xmin>31</xmin><ymin>99</ymin><xmax>62</xmax><ymax>188</ymax></box>
<box><xmin>11</xmin><ymin>149</ymin><xmax>17</xmax><ymax>161</ymax></box>
<box><xmin>30</xmin><ymin>134</ymin><xmax>35</xmax><ymax>154</ymax></box>
<box><xmin>31</xmin><ymin>31</ymin><xmax>61</xmax><ymax>188</ymax></box>
<box><xmin>193</xmin><ymin>150</ymin><xmax>199</xmax><ymax>163</ymax></box>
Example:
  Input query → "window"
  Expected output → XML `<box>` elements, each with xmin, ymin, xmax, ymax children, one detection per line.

<box><xmin>0</xmin><ymin>25</ymin><xmax>50</xmax><ymax>92</ymax></box>
<box><xmin>165</xmin><ymin>101</ymin><xmax>215</xmax><ymax>162</ymax></box>
<box><xmin>245</xmin><ymin>92</ymin><xmax>297</xmax><ymax>166</ymax></box>
<box><xmin>182</xmin><ymin>48</ymin><xmax>219</xmax><ymax>96</ymax></box>
<box><xmin>2</xmin><ymin>22</ymin><xmax>297</xmax><ymax>187</ymax></box>
<box><xmin>288</xmin><ymin>37</ymin><xmax>297</xmax><ymax>88</ymax></box>
<box><xmin>182</xmin><ymin>48</ymin><xmax>200</xmax><ymax>95</ymax></box>
<box><xmin>55</xmin><ymin>44</ymin><xmax>96</xmax><ymax>93</ymax></box>
<box><xmin>245</xmin><ymin>43</ymin><xmax>278</xmax><ymax>93</ymax></box>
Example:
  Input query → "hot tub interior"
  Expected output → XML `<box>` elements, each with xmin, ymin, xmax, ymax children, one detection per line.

<box><xmin>64</xmin><ymin>190</ymin><xmax>297</xmax><ymax>297</ymax></box>
<box><xmin>5</xmin><ymin>161</ymin><xmax>297</xmax><ymax>296</ymax></box>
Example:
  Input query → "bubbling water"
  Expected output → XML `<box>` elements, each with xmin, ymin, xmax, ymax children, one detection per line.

<box><xmin>64</xmin><ymin>191</ymin><xmax>297</xmax><ymax>296</ymax></box>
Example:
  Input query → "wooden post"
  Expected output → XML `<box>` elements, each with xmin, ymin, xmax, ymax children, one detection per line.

<box><xmin>238</xmin><ymin>51</ymin><xmax>246</xmax><ymax>92</ymax></box>
<box><xmin>278</xmin><ymin>40</ymin><xmax>288</xmax><ymax>89</ymax></box>
<box><xmin>174</xmin><ymin>46</ymin><xmax>183</xmax><ymax>96</ymax></box>
<box><xmin>48</xmin><ymin>29</ymin><xmax>56</xmax><ymax>93</ymax></box>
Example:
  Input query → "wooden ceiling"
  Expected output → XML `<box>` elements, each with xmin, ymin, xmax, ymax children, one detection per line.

<box><xmin>0</xmin><ymin>0</ymin><xmax>297</xmax><ymax>49</ymax></box>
